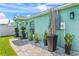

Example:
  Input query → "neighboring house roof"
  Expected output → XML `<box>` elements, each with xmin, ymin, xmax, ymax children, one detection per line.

<box><xmin>14</xmin><ymin>3</ymin><xmax>79</xmax><ymax>21</ymax></box>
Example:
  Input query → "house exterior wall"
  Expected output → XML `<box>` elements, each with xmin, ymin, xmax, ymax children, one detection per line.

<box><xmin>14</xmin><ymin>20</ymin><xmax>28</xmax><ymax>37</ymax></box>
<box><xmin>14</xmin><ymin>4</ymin><xmax>79</xmax><ymax>52</ymax></box>
<box><xmin>14</xmin><ymin>13</ymin><xmax>49</xmax><ymax>45</ymax></box>
<box><xmin>34</xmin><ymin>14</ymin><xmax>49</xmax><ymax>41</ymax></box>
<box><xmin>57</xmin><ymin>5</ymin><xmax>79</xmax><ymax>51</ymax></box>
<box><xmin>27</xmin><ymin>14</ymin><xmax>49</xmax><ymax>43</ymax></box>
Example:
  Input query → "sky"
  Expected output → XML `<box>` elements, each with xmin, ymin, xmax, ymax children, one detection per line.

<box><xmin>0</xmin><ymin>3</ymin><xmax>63</xmax><ymax>24</ymax></box>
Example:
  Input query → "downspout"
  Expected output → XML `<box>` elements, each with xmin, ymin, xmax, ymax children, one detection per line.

<box><xmin>56</xmin><ymin>10</ymin><xmax>61</xmax><ymax>47</ymax></box>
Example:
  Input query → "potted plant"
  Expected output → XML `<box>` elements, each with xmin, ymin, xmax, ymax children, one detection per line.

<box><xmin>43</xmin><ymin>32</ymin><xmax>47</xmax><ymax>46</ymax></box>
<box><xmin>64</xmin><ymin>34</ymin><xmax>74</xmax><ymax>55</ymax></box>
<box><xmin>34</xmin><ymin>32</ymin><xmax>39</xmax><ymax>43</ymax></box>
<box><xmin>21</xmin><ymin>26</ymin><xmax>26</xmax><ymax>39</ymax></box>
<box><xmin>15</xmin><ymin>27</ymin><xmax>19</xmax><ymax>37</ymax></box>
<box><xmin>28</xmin><ymin>32</ymin><xmax>33</xmax><ymax>41</ymax></box>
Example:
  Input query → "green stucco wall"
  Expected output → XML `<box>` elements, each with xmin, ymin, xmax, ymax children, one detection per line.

<box><xmin>35</xmin><ymin>14</ymin><xmax>49</xmax><ymax>42</ymax></box>
<box><xmin>57</xmin><ymin>5</ymin><xmax>79</xmax><ymax>51</ymax></box>
<box><xmin>27</xmin><ymin>14</ymin><xmax>49</xmax><ymax>42</ymax></box>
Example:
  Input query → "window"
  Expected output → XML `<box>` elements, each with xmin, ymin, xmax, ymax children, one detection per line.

<box><xmin>30</xmin><ymin>21</ymin><xmax>35</xmax><ymax>34</ymax></box>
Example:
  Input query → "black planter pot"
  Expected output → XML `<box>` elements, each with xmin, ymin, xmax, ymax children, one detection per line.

<box><xmin>15</xmin><ymin>28</ymin><xmax>19</xmax><ymax>37</ymax></box>
<box><xmin>15</xmin><ymin>32</ymin><xmax>19</xmax><ymax>37</ymax></box>
<box><xmin>21</xmin><ymin>27</ymin><xmax>26</xmax><ymax>39</ymax></box>
<box><xmin>47</xmin><ymin>34</ymin><xmax>58</xmax><ymax>52</ymax></box>
<box><xmin>65</xmin><ymin>44</ymin><xmax>71</xmax><ymax>55</ymax></box>
<box><xmin>44</xmin><ymin>40</ymin><xmax>48</xmax><ymax>46</ymax></box>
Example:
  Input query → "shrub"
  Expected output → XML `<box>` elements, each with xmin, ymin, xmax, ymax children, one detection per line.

<box><xmin>43</xmin><ymin>32</ymin><xmax>48</xmax><ymax>46</ymax></box>
<box><xmin>28</xmin><ymin>32</ymin><xmax>33</xmax><ymax>41</ymax></box>
<box><xmin>64</xmin><ymin>33</ymin><xmax>74</xmax><ymax>55</ymax></box>
<box><xmin>34</xmin><ymin>32</ymin><xmax>39</xmax><ymax>43</ymax></box>
<box><xmin>64</xmin><ymin>34</ymin><xmax>74</xmax><ymax>46</ymax></box>
<box><xmin>43</xmin><ymin>32</ymin><xmax>47</xmax><ymax>41</ymax></box>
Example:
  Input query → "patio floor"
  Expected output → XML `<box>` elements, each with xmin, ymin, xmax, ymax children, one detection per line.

<box><xmin>9</xmin><ymin>38</ymin><xmax>79</xmax><ymax>56</ymax></box>
<box><xmin>9</xmin><ymin>38</ymin><xmax>53</xmax><ymax>56</ymax></box>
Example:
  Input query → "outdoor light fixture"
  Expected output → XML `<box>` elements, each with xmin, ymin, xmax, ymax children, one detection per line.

<box><xmin>70</xmin><ymin>11</ymin><xmax>74</xmax><ymax>19</ymax></box>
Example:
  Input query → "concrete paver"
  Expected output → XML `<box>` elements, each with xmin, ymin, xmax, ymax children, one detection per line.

<box><xmin>9</xmin><ymin>39</ymin><xmax>53</xmax><ymax>56</ymax></box>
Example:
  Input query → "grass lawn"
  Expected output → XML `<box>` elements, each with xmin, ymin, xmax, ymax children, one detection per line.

<box><xmin>0</xmin><ymin>36</ymin><xmax>17</xmax><ymax>56</ymax></box>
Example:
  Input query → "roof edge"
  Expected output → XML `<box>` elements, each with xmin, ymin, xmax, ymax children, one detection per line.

<box><xmin>14</xmin><ymin>9</ymin><xmax>49</xmax><ymax>20</ymax></box>
<box><xmin>54</xmin><ymin>3</ymin><xmax>79</xmax><ymax>10</ymax></box>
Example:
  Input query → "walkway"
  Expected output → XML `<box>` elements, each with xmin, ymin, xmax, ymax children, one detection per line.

<box><xmin>9</xmin><ymin>38</ymin><xmax>53</xmax><ymax>56</ymax></box>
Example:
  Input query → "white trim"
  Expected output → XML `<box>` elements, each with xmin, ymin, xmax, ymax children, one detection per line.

<box><xmin>15</xmin><ymin>10</ymin><xmax>49</xmax><ymax>20</ymax></box>
<box><xmin>54</xmin><ymin>3</ymin><xmax>79</xmax><ymax>10</ymax></box>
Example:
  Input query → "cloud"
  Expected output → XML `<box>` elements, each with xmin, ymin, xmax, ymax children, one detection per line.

<box><xmin>0</xmin><ymin>13</ymin><xmax>6</xmax><ymax>19</ymax></box>
<box><xmin>36</xmin><ymin>5</ymin><xmax>48</xmax><ymax>11</ymax></box>
<box><xmin>0</xmin><ymin>4</ymin><xmax>51</xmax><ymax>13</ymax></box>
<box><xmin>26</xmin><ymin>15</ymin><xmax>31</xmax><ymax>17</ymax></box>
<box><xmin>0</xmin><ymin>13</ymin><xmax>13</xmax><ymax>24</ymax></box>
